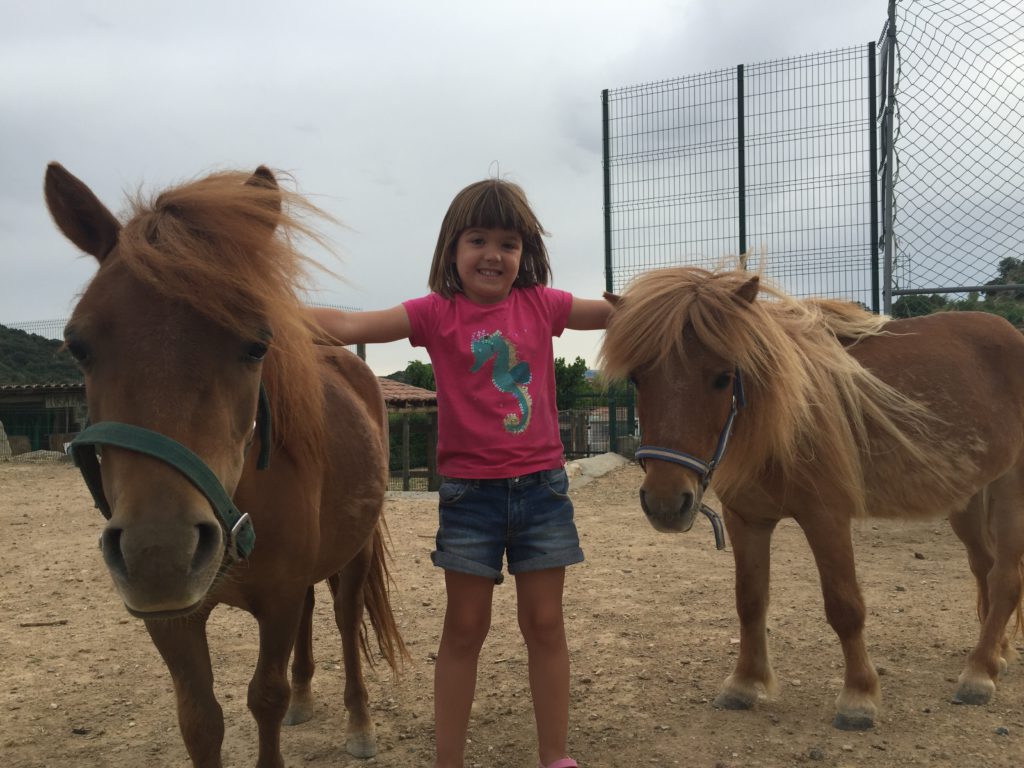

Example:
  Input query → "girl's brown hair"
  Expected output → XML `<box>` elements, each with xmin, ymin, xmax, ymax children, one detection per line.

<box><xmin>427</xmin><ymin>179</ymin><xmax>551</xmax><ymax>297</ymax></box>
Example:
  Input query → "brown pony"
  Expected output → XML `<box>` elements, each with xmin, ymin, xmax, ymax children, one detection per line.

<box><xmin>599</xmin><ymin>265</ymin><xmax>1024</xmax><ymax>730</ymax></box>
<box><xmin>44</xmin><ymin>163</ymin><xmax>405</xmax><ymax>767</ymax></box>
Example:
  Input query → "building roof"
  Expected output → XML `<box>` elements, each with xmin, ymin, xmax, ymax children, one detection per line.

<box><xmin>0</xmin><ymin>382</ymin><xmax>82</xmax><ymax>395</ymax></box>
<box><xmin>376</xmin><ymin>378</ymin><xmax>437</xmax><ymax>409</ymax></box>
<box><xmin>0</xmin><ymin>379</ymin><xmax>437</xmax><ymax>410</ymax></box>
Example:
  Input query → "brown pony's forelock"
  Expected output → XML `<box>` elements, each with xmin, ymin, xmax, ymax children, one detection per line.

<box><xmin>114</xmin><ymin>170</ymin><xmax>333</xmax><ymax>467</ymax></box>
<box><xmin>600</xmin><ymin>266</ymin><xmax>956</xmax><ymax>512</ymax></box>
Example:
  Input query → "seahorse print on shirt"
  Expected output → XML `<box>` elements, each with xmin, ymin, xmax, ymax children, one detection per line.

<box><xmin>470</xmin><ymin>330</ymin><xmax>533</xmax><ymax>433</ymax></box>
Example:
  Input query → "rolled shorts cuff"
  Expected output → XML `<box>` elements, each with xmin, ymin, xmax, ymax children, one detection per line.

<box><xmin>431</xmin><ymin>549</ymin><xmax>506</xmax><ymax>584</ymax></box>
<box><xmin>508</xmin><ymin>546</ymin><xmax>585</xmax><ymax>575</ymax></box>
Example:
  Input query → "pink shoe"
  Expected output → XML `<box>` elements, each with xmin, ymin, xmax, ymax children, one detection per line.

<box><xmin>539</xmin><ymin>760</ymin><xmax>578</xmax><ymax>768</ymax></box>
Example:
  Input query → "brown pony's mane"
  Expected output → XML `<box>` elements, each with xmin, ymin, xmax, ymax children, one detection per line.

<box><xmin>114</xmin><ymin>170</ymin><xmax>332</xmax><ymax>466</ymax></box>
<box><xmin>600</xmin><ymin>266</ymin><xmax>956</xmax><ymax>513</ymax></box>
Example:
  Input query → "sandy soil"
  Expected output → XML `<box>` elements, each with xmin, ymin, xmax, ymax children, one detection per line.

<box><xmin>1</xmin><ymin>460</ymin><xmax>1022</xmax><ymax>767</ymax></box>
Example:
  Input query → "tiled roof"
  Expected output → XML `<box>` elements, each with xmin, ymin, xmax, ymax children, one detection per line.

<box><xmin>0</xmin><ymin>382</ymin><xmax>82</xmax><ymax>394</ymax></box>
<box><xmin>377</xmin><ymin>378</ymin><xmax>437</xmax><ymax>409</ymax></box>
<box><xmin>0</xmin><ymin>379</ymin><xmax>436</xmax><ymax>409</ymax></box>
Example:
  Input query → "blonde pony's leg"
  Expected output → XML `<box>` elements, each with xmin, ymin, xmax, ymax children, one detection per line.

<box><xmin>714</xmin><ymin>509</ymin><xmax>778</xmax><ymax>710</ymax></box>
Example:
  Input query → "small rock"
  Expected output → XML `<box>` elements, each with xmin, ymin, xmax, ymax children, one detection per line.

<box><xmin>995</xmin><ymin>726</ymin><xmax>1009</xmax><ymax>736</ymax></box>
<box><xmin>914</xmin><ymin>552</ymin><xmax>925</xmax><ymax>560</ymax></box>
<box><xmin>808</xmin><ymin>747</ymin><xmax>825</xmax><ymax>760</ymax></box>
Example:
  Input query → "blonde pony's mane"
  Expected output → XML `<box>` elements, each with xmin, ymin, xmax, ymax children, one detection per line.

<box><xmin>600</xmin><ymin>267</ymin><xmax>953</xmax><ymax>512</ymax></box>
<box><xmin>113</xmin><ymin>169</ymin><xmax>332</xmax><ymax>466</ymax></box>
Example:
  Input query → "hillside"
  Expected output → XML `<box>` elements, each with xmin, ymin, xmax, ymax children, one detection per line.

<box><xmin>0</xmin><ymin>324</ymin><xmax>82</xmax><ymax>385</ymax></box>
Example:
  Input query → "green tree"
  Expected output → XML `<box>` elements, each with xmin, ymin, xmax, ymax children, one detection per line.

<box><xmin>891</xmin><ymin>293</ymin><xmax>948</xmax><ymax>319</ymax></box>
<box><xmin>0</xmin><ymin>325</ymin><xmax>82</xmax><ymax>384</ymax></box>
<box><xmin>985</xmin><ymin>257</ymin><xmax>1024</xmax><ymax>301</ymax></box>
<box><xmin>553</xmin><ymin>356</ymin><xmax>590</xmax><ymax>410</ymax></box>
<box><xmin>890</xmin><ymin>257</ymin><xmax>1024</xmax><ymax>326</ymax></box>
<box><xmin>386</xmin><ymin>360</ymin><xmax>435</xmax><ymax>391</ymax></box>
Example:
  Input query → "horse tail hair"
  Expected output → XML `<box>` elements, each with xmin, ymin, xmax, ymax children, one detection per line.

<box><xmin>1015</xmin><ymin>558</ymin><xmax>1024</xmax><ymax>639</ymax></box>
<box><xmin>361</xmin><ymin>515</ymin><xmax>410</xmax><ymax>671</ymax></box>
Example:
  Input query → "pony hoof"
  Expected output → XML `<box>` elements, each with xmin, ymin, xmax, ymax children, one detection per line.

<box><xmin>713</xmin><ymin>691</ymin><xmax>756</xmax><ymax>710</ymax></box>
<box><xmin>952</xmin><ymin>688</ymin><xmax>992</xmax><ymax>706</ymax></box>
<box><xmin>833</xmin><ymin>712</ymin><xmax>874</xmax><ymax>731</ymax></box>
<box><xmin>953</xmin><ymin>674</ymin><xmax>995</xmax><ymax>705</ymax></box>
<box><xmin>346</xmin><ymin>733</ymin><xmax>377</xmax><ymax>759</ymax></box>
<box><xmin>282</xmin><ymin>702</ymin><xmax>314</xmax><ymax>726</ymax></box>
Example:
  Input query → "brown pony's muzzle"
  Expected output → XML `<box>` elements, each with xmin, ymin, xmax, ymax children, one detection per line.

<box><xmin>639</xmin><ymin>475</ymin><xmax>702</xmax><ymax>533</ymax></box>
<box><xmin>97</xmin><ymin>464</ymin><xmax>229</xmax><ymax>617</ymax></box>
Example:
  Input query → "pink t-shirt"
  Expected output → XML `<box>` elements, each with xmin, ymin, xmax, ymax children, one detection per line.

<box><xmin>403</xmin><ymin>285</ymin><xmax>574</xmax><ymax>479</ymax></box>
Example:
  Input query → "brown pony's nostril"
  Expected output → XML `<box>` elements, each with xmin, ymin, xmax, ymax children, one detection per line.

<box><xmin>101</xmin><ymin>527</ymin><xmax>127</xmax><ymax>578</ymax></box>
<box><xmin>190</xmin><ymin>522</ymin><xmax>222</xmax><ymax>573</ymax></box>
<box><xmin>679</xmin><ymin>492</ymin><xmax>694</xmax><ymax>517</ymax></box>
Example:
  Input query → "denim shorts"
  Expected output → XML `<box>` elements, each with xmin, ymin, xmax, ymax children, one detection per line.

<box><xmin>431</xmin><ymin>468</ymin><xmax>584</xmax><ymax>584</ymax></box>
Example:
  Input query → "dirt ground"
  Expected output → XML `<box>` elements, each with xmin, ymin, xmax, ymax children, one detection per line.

<box><xmin>2</xmin><ymin>460</ymin><xmax>1022</xmax><ymax>768</ymax></box>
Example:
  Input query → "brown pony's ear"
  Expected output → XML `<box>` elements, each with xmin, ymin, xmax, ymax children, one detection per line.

<box><xmin>735</xmin><ymin>276</ymin><xmax>760</xmax><ymax>304</ymax></box>
<box><xmin>247</xmin><ymin>165</ymin><xmax>278</xmax><ymax>191</ymax></box>
<box><xmin>44</xmin><ymin>162</ymin><xmax>121</xmax><ymax>263</ymax></box>
<box><xmin>245</xmin><ymin>165</ymin><xmax>282</xmax><ymax>232</ymax></box>
<box><xmin>603</xmin><ymin>291</ymin><xmax>621</xmax><ymax>306</ymax></box>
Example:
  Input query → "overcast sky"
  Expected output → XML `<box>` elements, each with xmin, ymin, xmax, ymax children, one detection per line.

<box><xmin>1</xmin><ymin>0</ymin><xmax>885</xmax><ymax>375</ymax></box>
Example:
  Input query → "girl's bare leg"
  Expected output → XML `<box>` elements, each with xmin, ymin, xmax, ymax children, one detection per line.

<box><xmin>516</xmin><ymin>567</ymin><xmax>570</xmax><ymax>766</ymax></box>
<box><xmin>434</xmin><ymin>571</ymin><xmax>495</xmax><ymax>768</ymax></box>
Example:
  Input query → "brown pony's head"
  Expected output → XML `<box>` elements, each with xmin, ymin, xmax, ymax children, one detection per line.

<box><xmin>45</xmin><ymin>163</ymin><xmax>329</xmax><ymax>616</ymax></box>
<box><xmin>599</xmin><ymin>266</ymin><xmax>932</xmax><ymax>533</ymax></box>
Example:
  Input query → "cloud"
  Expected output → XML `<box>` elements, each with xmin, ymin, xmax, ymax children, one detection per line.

<box><xmin>1</xmin><ymin>0</ymin><xmax>885</xmax><ymax>374</ymax></box>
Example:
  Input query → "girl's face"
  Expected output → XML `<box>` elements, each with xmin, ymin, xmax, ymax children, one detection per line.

<box><xmin>452</xmin><ymin>227</ymin><xmax>523</xmax><ymax>304</ymax></box>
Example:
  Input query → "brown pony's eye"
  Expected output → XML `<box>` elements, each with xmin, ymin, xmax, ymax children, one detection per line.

<box><xmin>65</xmin><ymin>339</ymin><xmax>90</xmax><ymax>365</ymax></box>
<box><xmin>246</xmin><ymin>341</ymin><xmax>269</xmax><ymax>361</ymax></box>
<box><xmin>712</xmin><ymin>371</ymin><xmax>732</xmax><ymax>391</ymax></box>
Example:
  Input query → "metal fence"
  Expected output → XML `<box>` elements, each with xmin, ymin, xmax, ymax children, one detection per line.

<box><xmin>3</xmin><ymin>318</ymin><xmax>65</xmax><ymax>340</ymax></box>
<box><xmin>881</xmin><ymin>0</ymin><xmax>1024</xmax><ymax>307</ymax></box>
<box><xmin>602</xmin><ymin>0</ymin><xmax>1024</xmax><ymax>314</ymax></box>
<box><xmin>559</xmin><ymin>392</ymin><xmax>636</xmax><ymax>461</ymax></box>
<box><xmin>603</xmin><ymin>45</ymin><xmax>880</xmax><ymax>309</ymax></box>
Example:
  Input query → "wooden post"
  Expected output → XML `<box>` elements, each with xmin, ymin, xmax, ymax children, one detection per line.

<box><xmin>427</xmin><ymin>411</ymin><xmax>440</xmax><ymax>490</ymax></box>
<box><xmin>401</xmin><ymin>413</ymin><xmax>411</xmax><ymax>491</ymax></box>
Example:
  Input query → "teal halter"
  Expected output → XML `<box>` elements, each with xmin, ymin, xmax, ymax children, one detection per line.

<box><xmin>69</xmin><ymin>383</ymin><xmax>272</xmax><ymax>561</ymax></box>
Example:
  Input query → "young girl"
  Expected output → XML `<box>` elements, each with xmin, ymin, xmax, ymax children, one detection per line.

<box><xmin>310</xmin><ymin>178</ymin><xmax>609</xmax><ymax>768</ymax></box>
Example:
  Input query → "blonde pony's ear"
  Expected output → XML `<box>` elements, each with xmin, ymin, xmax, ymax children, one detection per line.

<box><xmin>603</xmin><ymin>291</ymin><xmax>621</xmax><ymax>306</ymax></box>
<box><xmin>244</xmin><ymin>165</ymin><xmax>282</xmax><ymax>234</ymax></box>
<box><xmin>735</xmin><ymin>276</ymin><xmax>760</xmax><ymax>304</ymax></box>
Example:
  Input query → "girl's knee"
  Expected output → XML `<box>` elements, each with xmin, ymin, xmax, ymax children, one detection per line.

<box><xmin>440</xmin><ymin>618</ymin><xmax>490</xmax><ymax>656</ymax></box>
<box><xmin>519</xmin><ymin>611</ymin><xmax>566</xmax><ymax>649</ymax></box>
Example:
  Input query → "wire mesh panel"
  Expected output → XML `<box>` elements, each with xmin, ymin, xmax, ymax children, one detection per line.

<box><xmin>603</xmin><ymin>70</ymin><xmax>740</xmax><ymax>293</ymax></box>
<box><xmin>3</xmin><ymin>319</ymin><xmax>65</xmax><ymax>340</ymax></box>
<box><xmin>603</xmin><ymin>46</ymin><xmax>879</xmax><ymax>308</ymax></box>
<box><xmin>743</xmin><ymin>49</ymin><xmax>878</xmax><ymax>305</ymax></box>
<box><xmin>887</xmin><ymin>0</ymin><xmax>1024</xmax><ymax>298</ymax></box>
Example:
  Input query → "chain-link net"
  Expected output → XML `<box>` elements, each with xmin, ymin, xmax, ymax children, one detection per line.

<box><xmin>887</xmin><ymin>0</ymin><xmax>1024</xmax><ymax>297</ymax></box>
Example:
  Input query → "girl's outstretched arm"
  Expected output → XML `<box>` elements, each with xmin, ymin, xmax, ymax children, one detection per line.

<box><xmin>566</xmin><ymin>295</ymin><xmax>614</xmax><ymax>331</ymax></box>
<box><xmin>308</xmin><ymin>304</ymin><xmax>412</xmax><ymax>345</ymax></box>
